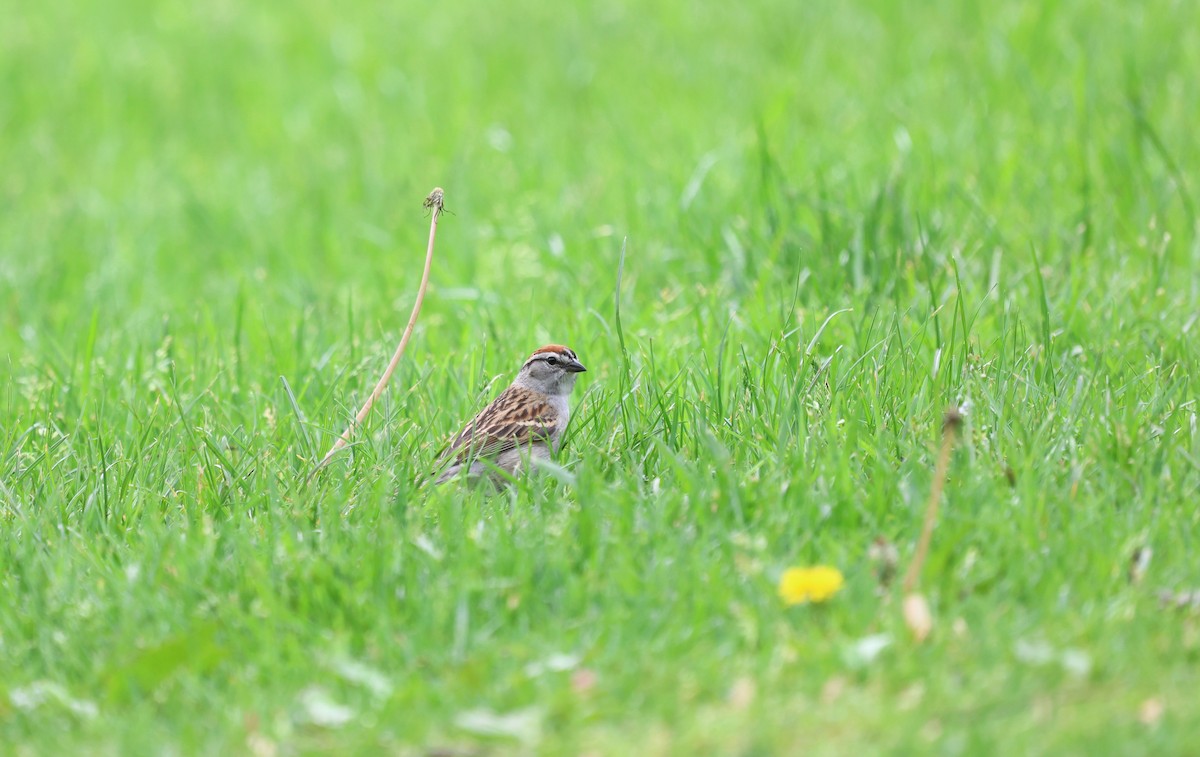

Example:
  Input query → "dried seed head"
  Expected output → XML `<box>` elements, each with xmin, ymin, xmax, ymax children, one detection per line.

<box><xmin>424</xmin><ymin>187</ymin><xmax>446</xmax><ymax>216</ymax></box>
<box><xmin>942</xmin><ymin>406</ymin><xmax>963</xmax><ymax>435</ymax></box>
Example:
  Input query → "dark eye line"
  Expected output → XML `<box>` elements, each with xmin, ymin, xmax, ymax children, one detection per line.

<box><xmin>527</xmin><ymin>351</ymin><xmax>574</xmax><ymax>369</ymax></box>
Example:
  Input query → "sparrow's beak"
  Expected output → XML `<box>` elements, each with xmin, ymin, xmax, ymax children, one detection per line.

<box><xmin>566</xmin><ymin>358</ymin><xmax>587</xmax><ymax>373</ymax></box>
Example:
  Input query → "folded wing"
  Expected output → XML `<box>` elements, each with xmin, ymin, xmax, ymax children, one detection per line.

<box><xmin>435</xmin><ymin>385</ymin><xmax>559</xmax><ymax>471</ymax></box>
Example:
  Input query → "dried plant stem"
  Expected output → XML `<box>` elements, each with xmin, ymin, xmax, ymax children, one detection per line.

<box><xmin>309</xmin><ymin>187</ymin><xmax>445</xmax><ymax>479</ymax></box>
<box><xmin>901</xmin><ymin>407</ymin><xmax>962</xmax><ymax>593</ymax></box>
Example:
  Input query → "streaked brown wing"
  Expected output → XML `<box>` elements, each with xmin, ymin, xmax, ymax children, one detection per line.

<box><xmin>437</xmin><ymin>385</ymin><xmax>559</xmax><ymax>467</ymax></box>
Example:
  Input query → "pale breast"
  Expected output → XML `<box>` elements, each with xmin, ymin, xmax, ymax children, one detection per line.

<box><xmin>546</xmin><ymin>394</ymin><xmax>570</xmax><ymax>452</ymax></box>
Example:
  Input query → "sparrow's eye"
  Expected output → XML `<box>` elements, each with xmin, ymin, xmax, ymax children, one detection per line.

<box><xmin>546</xmin><ymin>355</ymin><xmax>559</xmax><ymax>366</ymax></box>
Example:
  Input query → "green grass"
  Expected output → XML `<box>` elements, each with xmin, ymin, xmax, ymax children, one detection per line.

<box><xmin>3</xmin><ymin>0</ymin><xmax>1200</xmax><ymax>753</ymax></box>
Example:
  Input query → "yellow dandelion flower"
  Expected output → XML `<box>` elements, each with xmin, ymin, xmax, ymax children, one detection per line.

<box><xmin>778</xmin><ymin>566</ymin><xmax>844</xmax><ymax>605</ymax></box>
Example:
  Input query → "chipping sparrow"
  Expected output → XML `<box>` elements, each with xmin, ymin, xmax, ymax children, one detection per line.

<box><xmin>433</xmin><ymin>344</ymin><xmax>586</xmax><ymax>485</ymax></box>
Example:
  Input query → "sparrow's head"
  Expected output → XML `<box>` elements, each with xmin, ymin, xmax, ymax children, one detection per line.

<box><xmin>514</xmin><ymin>344</ymin><xmax>586</xmax><ymax>396</ymax></box>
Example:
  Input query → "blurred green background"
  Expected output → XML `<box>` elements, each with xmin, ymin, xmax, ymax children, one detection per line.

<box><xmin>6</xmin><ymin>0</ymin><xmax>1196</xmax><ymax>348</ymax></box>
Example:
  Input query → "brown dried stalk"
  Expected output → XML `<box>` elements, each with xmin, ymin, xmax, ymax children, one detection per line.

<box><xmin>901</xmin><ymin>407</ymin><xmax>962</xmax><ymax>593</ymax></box>
<box><xmin>308</xmin><ymin>187</ymin><xmax>445</xmax><ymax>479</ymax></box>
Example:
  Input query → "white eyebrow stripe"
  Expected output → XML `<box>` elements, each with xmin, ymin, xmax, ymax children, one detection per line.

<box><xmin>524</xmin><ymin>348</ymin><xmax>577</xmax><ymax>368</ymax></box>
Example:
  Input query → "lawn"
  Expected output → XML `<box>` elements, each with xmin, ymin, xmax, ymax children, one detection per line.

<box><xmin>3</xmin><ymin>0</ymin><xmax>1200</xmax><ymax>753</ymax></box>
